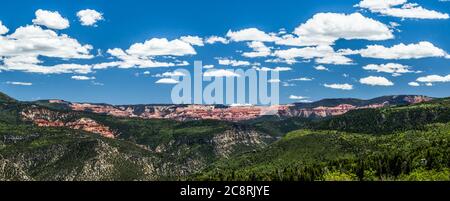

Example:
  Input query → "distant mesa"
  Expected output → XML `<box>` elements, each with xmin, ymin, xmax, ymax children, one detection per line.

<box><xmin>41</xmin><ymin>94</ymin><xmax>434</xmax><ymax>122</ymax></box>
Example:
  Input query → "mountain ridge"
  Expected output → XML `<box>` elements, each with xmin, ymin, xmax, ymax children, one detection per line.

<box><xmin>25</xmin><ymin>94</ymin><xmax>434</xmax><ymax>122</ymax></box>
<box><xmin>0</xmin><ymin>91</ymin><xmax>449</xmax><ymax>181</ymax></box>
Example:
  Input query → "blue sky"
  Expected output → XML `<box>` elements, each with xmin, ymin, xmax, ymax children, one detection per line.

<box><xmin>0</xmin><ymin>0</ymin><xmax>449</xmax><ymax>104</ymax></box>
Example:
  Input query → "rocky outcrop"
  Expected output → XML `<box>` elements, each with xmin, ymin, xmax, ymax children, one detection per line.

<box><xmin>21</xmin><ymin>108</ymin><xmax>116</xmax><ymax>139</ymax></box>
<box><xmin>0</xmin><ymin>139</ymin><xmax>158</xmax><ymax>181</ymax></box>
<box><xmin>212</xmin><ymin>128</ymin><xmax>272</xmax><ymax>158</ymax></box>
<box><xmin>65</xmin><ymin>95</ymin><xmax>433</xmax><ymax>122</ymax></box>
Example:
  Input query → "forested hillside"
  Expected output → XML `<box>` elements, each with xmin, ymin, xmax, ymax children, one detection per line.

<box><xmin>0</xmin><ymin>92</ymin><xmax>449</xmax><ymax>181</ymax></box>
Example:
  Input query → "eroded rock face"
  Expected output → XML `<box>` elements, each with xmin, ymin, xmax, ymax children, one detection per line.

<box><xmin>212</xmin><ymin>128</ymin><xmax>272</xmax><ymax>158</ymax></box>
<box><xmin>66</xmin><ymin>96</ymin><xmax>433</xmax><ymax>122</ymax></box>
<box><xmin>65</xmin><ymin>118</ymin><xmax>115</xmax><ymax>139</ymax></box>
<box><xmin>21</xmin><ymin>108</ymin><xmax>116</xmax><ymax>139</ymax></box>
<box><xmin>0</xmin><ymin>139</ymin><xmax>158</xmax><ymax>181</ymax></box>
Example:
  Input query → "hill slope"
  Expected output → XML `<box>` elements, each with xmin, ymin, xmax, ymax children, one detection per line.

<box><xmin>0</xmin><ymin>99</ymin><xmax>274</xmax><ymax>180</ymax></box>
<box><xmin>0</xmin><ymin>92</ymin><xmax>448</xmax><ymax>181</ymax></box>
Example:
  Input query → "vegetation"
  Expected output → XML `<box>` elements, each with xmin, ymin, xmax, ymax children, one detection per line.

<box><xmin>194</xmin><ymin>123</ymin><xmax>450</xmax><ymax>181</ymax></box>
<box><xmin>0</xmin><ymin>93</ymin><xmax>449</xmax><ymax>181</ymax></box>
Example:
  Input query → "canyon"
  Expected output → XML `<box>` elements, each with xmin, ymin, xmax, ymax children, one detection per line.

<box><xmin>66</xmin><ymin>95</ymin><xmax>432</xmax><ymax>121</ymax></box>
<box><xmin>19</xmin><ymin>95</ymin><xmax>432</xmax><ymax>142</ymax></box>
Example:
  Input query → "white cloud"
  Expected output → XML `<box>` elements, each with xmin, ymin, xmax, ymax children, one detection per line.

<box><xmin>355</xmin><ymin>42</ymin><xmax>447</xmax><ymax>59</ymax></box>
<box><xmin>324</xmin><ymin>83</ymin><xmax>353</xmax><ymax>90</ymax></box>
<box><xmin>203</xmin><ymin>65</ymin><xmax>214</xmax><ymax>69</ymax></box>
<box><xmin>289</xmin><ymin>95</ymin><xmax>308</xmax><ymax>100</ymax></box>
<box><xmin>242</xmin><ymin>41</ymin><xmax>271</xmax><ymax>58</ymax></box>
<box><xmin>253</xmin><ymin>67</ymin><xmax>292</xmax><ymax>72</ymax></box>
<box><xmin>71</xmin><ymin>75</ymin><xmax>96</xmax><ymax>80</ymax></box>
<box><xmin>0</xmin><ymin>62</ymin><xmax>93</xmax><ymax>74</ymax></box>
<box><xmin>314</xmin><ymin>65</ymin><xmax>329</xmax><ymax>71</ymax></box>
<box><xmin>408</xmin><ymin>81</ymin><xmax>420</xmax><ymax>87</ymax></box>
<box><xmin>273</xmin><ymin>45</ymin><xmax>353</xmax><ymax>65</ymax></box>
<box><xmin>153</xmin><ymin>71</ymin><xmax>186</xmax><ymax>77</ymax></box>
<box><xmin>143</xmin><ymin>71</ymin><xmax>151</xmax><ymax>75</ymax></box>
<box><xmin>0</xmin><ymin>21</ymin><xmax>8</xmax><ymax>35</ymax></box>
<box><xmin>77</xmin><ymin>9</ymin><xmax>104</xmax><ymax>26</ymax></box>
<box><xmin>6</xmin><ymin>81</ymin><xmax>32</xmax><ymax>86</ymax></box>
<box><xmin>360</xmin><ymin>76</ymin><xmax>394</xmax><ymax>86</ymax></box>
<box><xmin>218</xmin><ymin>59</ymin><xmax>252</xmax><ymax>67</ymax></box>
<box><xmin>93</xmin><ymin>59</ymin><xmax>186</xmax><ymax>69</ymax></box>
<box><xmin>282</xmin><ymin>82</ymin><xmax>296</xmax><ymax>87</ymax></box>
<box><xmin>96</xmin><ymin>38</ymin><xmax>195</xmax><ymax>69</ymax></box>
<box><xmin>268</xmin><ymin>79</ymin><xmax>281</xmax><ymax>83</ymax></box>
<box><xmin>275</xmin><ymin>34</ymin><xmax>307</xmax><ymax>47</ymax></box>
<box><xmin>315</xmin><ymin>54</ymin><xmax>353</xmax><ymax>65</ymax></box>
<box><xmin>126</xmin><ymin>38</ymin><xmax>196</xmax><ymax>57</ymax></box>
<box><xmin>205</xmin><ymin>36</ymin><xmax>229</xmax><ymax>44</ymax></box>
<box><xmin>289</xmin><ymin>77</ymin><xmax>314</xmax><ymax>81</ymax></box>
<box><xmin>362</xmin><ymin>63</ymin><xmax>416</xmax><ymax>76</ymax></box>
<box><xmin>264</xmin><ymin>58</ymin><xmax>298</xmax><ymax>65</ymax></box>
<box><xmin>204</xmin><ymin>69</ymin><xmax>240</xmax><ymax>77</ymax></box>
<box><xmin>180</xmin><ymin>35</ymin><xmax>204</xmax><ymax>46</ymax></box>
<box><xmin>356</xmin><ymin>0</ymin><xmax>449</xmax><ymax>19</ymax></box>
<box><xmin>0</xmin><ymin>25</ymin><xmax>93</xmax><ymax>59</ymax></box>
<box><xmin>155</xmin><ymin>78</ymin><xmax>179</xmax><ymax>84</ymax></box>
<box><xmin>32</xmin><ymin>9</ymin><xmax>69</xmax><ymax>30</ymax></box>
<box><xmin>416</xmin><ymin>74</ymin><xmax>450</xmax><ymax>83</ymax></box>
<box><xmin>278</xmin><ymin>13</ymin><xmax>393</xmax><ymax>46</ymax></box>
<box><xmin>226</xmin><ymin>28</ymin><xmax>279</xmax><ymax>42</ymax></box>
<box><xmin>0</xmin><ymin>25</ymin><xmax>94</xmax><ymax>74</ymax></box>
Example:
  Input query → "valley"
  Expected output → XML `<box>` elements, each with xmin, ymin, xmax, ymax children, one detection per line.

<box><xmin>0</xmin><ymin>91</ymin><xmax>448</xmax><ymax>181</ymax></box>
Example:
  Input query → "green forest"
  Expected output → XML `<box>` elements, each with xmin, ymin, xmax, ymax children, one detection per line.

<box><xmin>0</xmin><ymin>91</ymin><xmax>449</xmax><ymax>181</ymax></box>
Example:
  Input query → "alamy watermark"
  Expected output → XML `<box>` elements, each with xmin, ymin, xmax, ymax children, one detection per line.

<box><xmin>170</xmin><ymin>61</ymin><xmax>280</xmax><ymax>108</ymax></box>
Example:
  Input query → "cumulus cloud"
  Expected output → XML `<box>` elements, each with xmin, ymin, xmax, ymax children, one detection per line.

<box><xmin>226</xmin><ymin>28</ymin><xmax>279</xmax><ymax>42</ymax></box>
<box><xmin>0</xmin><ymin>21</ymin><xmax>8</xmax><ymax>35</ymax></box>
<box><xmin>0</xmin><ymin>25</ymin><xmax>93</xmax><ymax>59</ymax></box>
<box><xmin>155</xmin><ymin>78</ymin><xmax>179</xmax><ymax>84</ymax></box>
<box><xmin>289</xmin><ymin>77</ymin><xmax>314</xmax><ymax>81</ymax></box>
<box><xmin>180</xmin><ymin>35</ymin><xmax>204</xmax><ymax>46</ymax></box>
<box><xmin>275</xmin><ymin>13</ymin><xmax>393</xmax><ymax>47</ymax></box>
<box><xmin>126</xmin><ymin>38</ymin><xmax>196</xmax><ymax>57</ymax></box>
<box><xmin>204</xmin><ymin>69</ymin><xmax>240</xmax><ymax>77</ymax></box>
<box><xmin>242</xmin><ymin>41</ymin><xmax>271</xmax><ymax>58</ymax></box>
<box><xmin>315</xmin><ymin>54</ymin><xmax>353</xmax><ymax>65</ymax></box>
<box><xmin>205</xmin><ymin>36</ymin><xmax>229</xmax><ymax>44</ymax></box>
<box><xmin>203</xmin><ymin>65</ymin><xmax>214</xmax><ymax>69</ymax></box>
<box><xmin>273</xmin><ymin>45</ymin><xmax>353</xmax><ymax>65</ymax></box>
<box><xmin>77</xmin><ymin>9</ymin><xmax>104</xmax><ymax>26</ymax></box>
<box><xmin>362</xmin><ymin>63</ymin><xmax>416</xmax><ymax>76</ymax></box>
<box><xmin>289</xmin><ymin>95</ymin><xmax>308</xmax><ymax>100</ymax></box>
<box><xmin>408</xmin><ymin>81</ymin><xmax>420</xmax><ymax>87</ymax></box>
<box><xmin>324</xmin><ymin>83</ymin><xmax>354</xmax><ymax>90</ymax></box>
<box><xmin>6</xmin><ymin>81</ymin><xmax>33</xmax><ymax>86</ymax></box>
<box><xmin>314</xmin><ymin>65</ymin><xmax>329</xmax><ymax>71</ymax></box>
<box><xmin>356</xmin><ymin>0</ymin><xmax>449</xmax><ymax>19</ymax></box>
<box><xmin>0</xmin><ymin>25</ymin><xmax>94</xmax><ymax>74</ymax></box>
<box><xmin>268</xmin><ymin>79</ymin><xmax>281</xmax><ymax>83</ymax></box>
<box><xmin>360</xmin><ymin>76</ymin><xmax>394</xmax><ymax>86</ymax></box>
<box><xmin>71</xmin><ymin>75</ymin><xmax>96</xmax><ymax>80</ymax></box>
<box><xmin>351</xmin><ymin>41</ymin><xmax>447</xmax><ymax>59</ymax></box>
<box><xmin>218</xmin><ymin>59</ymin><xmax>253</xmax><ymax>67</ymax></box>
<box><xmin>32</xmin><ymin>9</ymin><xmax>69</xmax><ymax>30</ymax></box>
<box><xmin>1</xmin><ymin>62</ymin><xmax>93</xmax><ymax>74</ymax></box>
<box><xmin>416</xmin><ymin>74</ymin><xmax>450</xmax><ymax>83</ymax></box>
<box><xmin>153</xmin><ymin>71</ymin><xmax>186</xmax><ymax>77</ymax></box>
<box><xmin>253</xmin><ymin>67</ymin><xmax>292</xmax><ymax>72</ymax></box>
<box><xmin>95</xmin><ymin>38</ymin><xmax>195</xmax><ymax>69</ymax></box>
